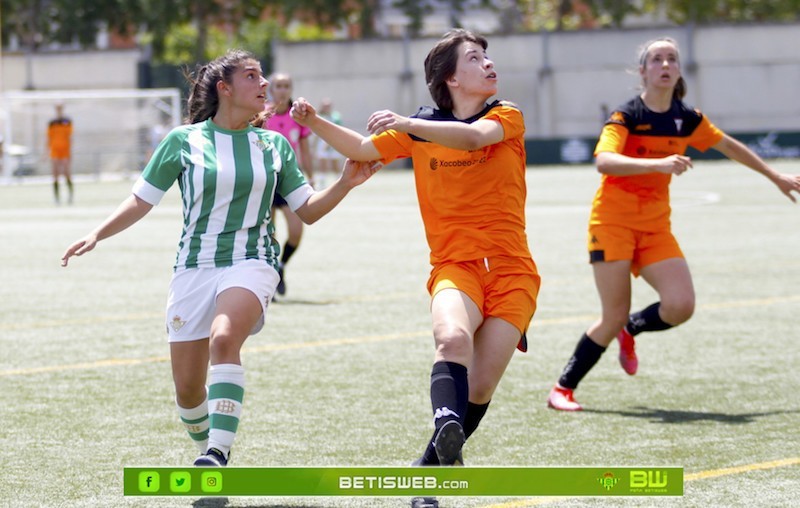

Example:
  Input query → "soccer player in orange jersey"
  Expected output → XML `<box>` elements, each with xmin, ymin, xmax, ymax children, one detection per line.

<box><xmin>47</xmin><ymin>103</ymin><xmax>74</xmax><ymax>204</ymax></box>
<box><xmin>292</xmin><ymin>29</ymin><xmax>540</xmax><ymax>486</ymax></box>
<box><xmin>546</xmin><ymin>37</ymin><xmax>800</xmax><ymax>412</ymax></box>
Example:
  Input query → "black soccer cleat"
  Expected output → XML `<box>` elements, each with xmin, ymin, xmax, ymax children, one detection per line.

<box><xmin>433</xmin><ymin>420</ymin><xmax>465</xmax><ymax>466</ymax></box>
<box><xmin>276</xmin><ymin>264</ymin><xmax>286</xmax><ymax>296</ymax></box>
<box><xmin>193</xmin><ymin>447</ymin><xmax>229</xmax><ymax>467</ymax></box>
<box><xmin>411</xmin><ymin>497</ymin><xmax>439</xmax><ymax>508</ymax></box>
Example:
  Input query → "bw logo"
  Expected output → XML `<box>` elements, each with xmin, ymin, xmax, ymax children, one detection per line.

<box><xmin>429</xmin><ymin>158</ymin><xmax>439</xmax><ymax>171</ymax></box>
<box><xmin>215</xmin><ymin>400</ymin><xmax>237</xmax><ymax>414</ymax></box>
<box><xmin>630</xmin><ymin>470</ymin><xmax>668</xmax><ymax>489</ymax></box>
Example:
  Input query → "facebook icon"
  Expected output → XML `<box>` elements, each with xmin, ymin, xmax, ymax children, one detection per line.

<box><xmin>138</xmin><ymin>471</ymin><xmax>160</xmax><ymax>492</ymax></box>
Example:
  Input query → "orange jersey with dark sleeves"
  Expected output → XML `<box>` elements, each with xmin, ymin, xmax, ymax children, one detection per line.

<box><xmin>592</xmin><ymin>96</ymin><xmax>724</xmax><ymax>231</ymax></box>
<box><xmin>371</xmin><ymin>100</ymin><xmax>531</xmax><ymax>265</ymax></box>
<box><xmin>48</xmin><ymin>117</ymin><xmax>73</xmax><ymax>153</ymax></box>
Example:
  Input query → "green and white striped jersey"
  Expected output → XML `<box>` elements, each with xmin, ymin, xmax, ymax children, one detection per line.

<box><xmin>133</xmin><ymin>119</ymin><xmax>311</xmax><ymax>270</ymax></box>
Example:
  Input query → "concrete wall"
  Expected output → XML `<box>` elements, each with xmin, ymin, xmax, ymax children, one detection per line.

<box><xmin>1</xmin><ymin>49</ymin><xmax>142</xmax><ymax>91</ymax></box>
<box><xmin>273</xmin><ymin>23</ymin><xmax>800</xmax><ymax>139</ymax></box>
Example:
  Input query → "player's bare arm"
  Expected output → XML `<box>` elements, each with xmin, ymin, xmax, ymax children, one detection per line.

<box><xmin>291</xmin><ymin>97</ymin><xmax>380</xmax><ymax>161</ymax></box>
<box><xmin>367</xmin><ymin>111</ymin><xmax>504</xmax><ymax>151</ymax></box>
<box><xmin>712</xmin><ymin>134</ymin><xmax>800</xmax><ymax>202</ymax></box>
<box><xmin>294</xmin><ymin>159</ymin><xmax>381</xmax><ymax>224</ymax></box>
<box><xmin>61</xmin><ymin>194</ymin><xmax>153</xmax><ymax>266</ymax></box>
<box><xmin>596</xmin><ymin>151</ymin><xmax>692</xmax><ymax>176</ymax></box>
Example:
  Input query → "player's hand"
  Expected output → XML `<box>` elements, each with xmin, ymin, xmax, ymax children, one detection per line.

<box><xmin>341</xmin><ymin>159</ymin><xmax>382</xmax><ymax>188</ymax></box>
<box><xmin>290</xmin><ymin>98</ymin><xmax>316</xmax><ymax>126</ymax></box>
<box><xmin>657</xmin><ymin>154</ymin><xmax>693</xmax><ymax>175</ymax></box>
<box><xmin>367</xmin><ymin>110</ymin><xmax>410</xmax><ymax>135</ymax></box>
<box><xmin>61</xmin><ymin>235</ymin><xmax>98</xmax><ymax>267</ymax></box>
<box><xmin>771</xmin><ymin>172</ymin><xmax>800</xmax><ymax>203</ymax></box>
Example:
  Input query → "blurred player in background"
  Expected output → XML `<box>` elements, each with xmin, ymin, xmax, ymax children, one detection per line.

<box><xmin>255</xmin><ymin>72</ymin><xmax>315</xmax><ymax>297</ymax></box>
<box><xmin>547</xmin><ymin>37</ymin><xmax>800</xmax><ymax>411</ymax></box>
<box><xmin>293</xmin><ymin>30</ymin><xmax>540</xmax><ymax>508</ymax></box>
<box><xmin>314</xmin><ymin>97</ymin><xmax>344</xmax><ymax>187</ymax></box>
<box><xmin>48</xmin><ymin>103</ymin><xmax>74</xmax><ymax>204</ymax></box>
<box><xmin>61</xmin><ymin>49</ymin><xmax>378</xmax><ymax>467</ymax></box>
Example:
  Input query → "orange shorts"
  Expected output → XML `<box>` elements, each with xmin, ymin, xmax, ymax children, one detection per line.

<box><xmin>428</xmin><ymin>256</ymin><xmax>541</xmax><ymax>341</ymax></box>
<box><xmin>588</xmin><ymin>223</ymin><xmax>684</xmax><ymax>276</ymax></box>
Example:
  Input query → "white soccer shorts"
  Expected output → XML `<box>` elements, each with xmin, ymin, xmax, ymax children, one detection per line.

<box><xmin>164</xmin><ymin>259</ymin><xmax>280</xmax><ymax>342</ymax></box>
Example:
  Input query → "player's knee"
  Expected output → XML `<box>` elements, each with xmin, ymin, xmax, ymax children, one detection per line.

<box><xmin>434</xmin><ymin>326</ymin><xmax>472</xmax><ymax>360</ymax></box>
<box><xmin>602</xmin><ymin>310</ymin><xmax>630</xmax><ymax>334</ymax></box>
<box><xmin>174</xmin><ymin>382</ymin><xmax>206</xmax><ymax>408</ymax></box>
<box><xmin>209</xmin><ymin>331</ymin><xmax>240</xmax><ymax>359</ymax></box>
<box><xmin>661</xmin><ymin>297</ymin><xmax>694</xmax><ymax>325</ymax></box>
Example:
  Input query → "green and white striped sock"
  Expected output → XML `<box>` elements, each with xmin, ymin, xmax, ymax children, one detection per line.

<box><xmin>207</xmin><ymin>363</ymin><xmax>245</xmax><ymax>459</ymax></box>
<box><xmin>177</xmin><ymin>392</ymin><xmax>209</xmax><ymax>454</ymax></box>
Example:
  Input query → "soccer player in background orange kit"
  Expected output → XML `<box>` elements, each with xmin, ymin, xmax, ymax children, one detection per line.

<box><xmin>546</xmin><ymin>37</ymin><xmax>800</xmax><ymax>412</ymax></box>
<box><xmin>292</xmin><ymin>29</ymin><xmax>540</xmax><ymax>492</ymax></box>
<box><xmin>48</xmin><ymin>103</ymin><xmax>74</xmax><ymax>204</ymax></box>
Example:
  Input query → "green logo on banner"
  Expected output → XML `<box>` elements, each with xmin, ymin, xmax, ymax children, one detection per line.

<box><xmin>201</xmin><ymin>472</ymin><xmax>223</xmax><ymax>493</ymax></box>
<box><xmin>598</xmin><ymin>472</ymin><xmax>619</xmax><ymax>491</ymax></box>
<box><xmin>630</xmin><ymin>470</ymin><xmax>669</xmax><ymax>493</ymax></box>
<box><xmin>138</xmin><ymin>471</ymin><xmax>159</xmax><ymax>493</ymax></box>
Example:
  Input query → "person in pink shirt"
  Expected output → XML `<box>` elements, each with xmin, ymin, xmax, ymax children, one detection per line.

<box><xmin>258</xmin><ymin>73</ymin><xmax>315</xmax><ymax>297</ymax></box>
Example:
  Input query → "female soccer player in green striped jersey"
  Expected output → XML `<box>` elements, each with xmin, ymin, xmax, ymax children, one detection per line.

<box><xmin>61</xmin><ymin>49</ymin><xmax>379</xmax><ymax>466</ymax></box>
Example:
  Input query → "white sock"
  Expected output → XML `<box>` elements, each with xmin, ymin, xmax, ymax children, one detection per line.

<box><xmin>177</xmin><ymin>391</ymin><xmax>209</xmax><ymax>453</ymax></box>
<box><xmin>207</xmin><ymin>363</ymin><xmax>245</xmax><ymax>459</ymax></box>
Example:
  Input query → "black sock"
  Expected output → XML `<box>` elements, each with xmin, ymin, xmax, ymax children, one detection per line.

<box><xmin>430</xmin><ymin>361</ymin><xmax>468</xmax><ymax>430</ymax></box>
<box><xmin>280</xmin><ymin>242</ymin><xmax>298</xmax><ymax>265</ymax></box>
<box><xmin>53</xmin><ymin>181</ymin><xmax>60</xmax><ymax>201</ymax></box>
<box><xmin>419</xmin><ymin>400</ymin><xmax>488</xmax><ymax>465</ymax></box>
<box><xmin>417</xmin><ymin>362</ymin><xmax>469</xmax><ymax>466</ymax></box>
<box><xmin>626</xmin><ymin>302</ymin><xmax>673</xmax><ymax>336</ymax></box>
<box><xmin>463</xmin><ymin>401</ymin><xmax>490</xmax><ymax>440</ymax></box>
<box><xmin>558</xmin><ymin>333</ymin><xmax>606</xmax><ymax>390</ymax></box>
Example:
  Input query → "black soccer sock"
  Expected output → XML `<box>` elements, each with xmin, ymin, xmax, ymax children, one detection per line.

<box><xmin>625</xmin><ymin>302</ymin><xmax>673</xmax><ymax>336</ymax></box>
<box><xmin>557</xmin><ymin>333</ymin><xmax>607</xmax><ymax>390</ymax></box>
<box><xmin>280</xmin><ymin>242</ymin><xmax>298</xmax><ymax>265</ymax></box>
<box><xmin>53</xmin><ymin>181</ymin><xmax>60</xmax><ymax>201</ymax></box>
<box><xmin>463</xmin><ymin>401</ymin><xmax>490</xmax><ymax>440</ymax></box>
<box><xmin>430</xmin><ymin>361</ymin><xmax>468</xmax><ymax>431</ymax></box>
<box><xmin>417</xmin><ymin>361</ymin><xmax>469</xmax><ymax>466</ymax></box>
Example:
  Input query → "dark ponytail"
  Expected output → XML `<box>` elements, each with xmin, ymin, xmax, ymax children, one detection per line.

<box><xmin>185</xmin><ymin>49</ymin><xmax>257</xmax><ymax>124</ymax></box>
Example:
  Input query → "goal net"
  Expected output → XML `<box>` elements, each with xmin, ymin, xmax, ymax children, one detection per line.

<box><xmin>1</xmin><ymin>88</ymin><xmax>182</xmax><ymax>181</ymax></box>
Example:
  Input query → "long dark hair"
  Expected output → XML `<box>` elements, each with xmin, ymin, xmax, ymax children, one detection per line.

<box><xmin>424</xmin><ymin>29</ymin><xmax>488</xmax><ymax>111</ymax></box>
<box><xmin>638</xmin><ymin>37</ymin><xmax>687</xmax><ymax>101</ymax></box>
<box><xmin>185</xmin><ymin>49</ymin><xmax>257</xmax><ymax>124</ymax></box>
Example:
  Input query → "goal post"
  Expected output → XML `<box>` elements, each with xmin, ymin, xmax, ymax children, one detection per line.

<box><xmin>1</xmin><ymin>88</ymin><xmax>182</xmax><ymax>182</ymax></box>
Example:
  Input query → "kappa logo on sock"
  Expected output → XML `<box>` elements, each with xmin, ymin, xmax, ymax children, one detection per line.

<box><xmin>170</xmin><ymin>315</ymin><xmax>187</xmax><ymax>332</ymax></box>
<box><xmin>433</xmin><ymin>407</ymin><xmax>460</xmax><ymax>421</ymax></box>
